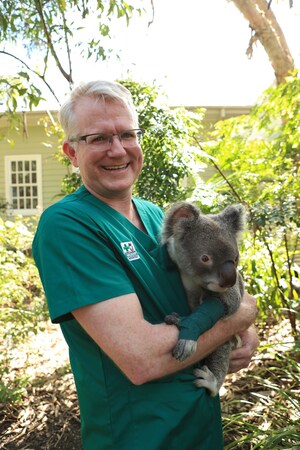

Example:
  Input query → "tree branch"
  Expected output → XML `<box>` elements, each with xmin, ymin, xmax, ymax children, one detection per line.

<box><xmin>193</xmin><ymin>136</ymin><xmax>249</xmax><ymax>206</ymax></box>
<box><xmin>231</xmin><ymin>0</ymin><xmax>294</xmax><ymax>84</ymax></box>
<box><xmin>262</xmin><ymin>232</ymin><xmax>297</xmax><ymax>336</ymax></box>
<box><xmin>59</xmin><ymin>4</ymin><xmax>73</xmax><ymax>89</ymax></box>
<box><xmin>0</xmin><ymin>50</ymin><xmax>61</xmax><ymax>105</ymax></box>
<box><xmin>34</xmin><ymin>0</ymin><xmax>73</xmax><ymax>85</ymax></box>
<box><xmin>148</xmin><ymin>0</ymin><xmax>155</xmax><ymax>27</ymax></box>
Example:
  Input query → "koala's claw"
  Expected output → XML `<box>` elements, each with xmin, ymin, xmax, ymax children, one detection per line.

<box><xmin>173</xmin><ymin>339</ymin><xmax>198</xmax><ymax>361</ymax></box>
<box><xmin>193</xmin><ymin>366</ymin><xmax>219</xmax><ymax>397</ymax></box>
<box><xmin>164</xmin><ymin>312</ymin><xmax>180</xmax><ymax>326</ymax></box>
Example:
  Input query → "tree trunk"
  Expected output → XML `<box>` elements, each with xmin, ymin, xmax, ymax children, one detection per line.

<box><xmin>231</xmin><ymin>0</ymin><xmax>294</xmax><ymax>84</ymax></box>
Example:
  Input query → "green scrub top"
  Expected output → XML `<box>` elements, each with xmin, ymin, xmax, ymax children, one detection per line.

<box><xmin>33</xmin><ymin>185</ymin><xmax>223</xmax><ymax>450</ymax></box>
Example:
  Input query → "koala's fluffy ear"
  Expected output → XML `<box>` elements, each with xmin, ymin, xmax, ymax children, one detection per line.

<box><xmin>161</xmin><ymin>202</ymin><xmax>200</xmax><ymax>242</ymax></box>
<box><xmin>215</xmin><ymin>204</ymin><xmax>246</xmax><ymax>234</ymax></box>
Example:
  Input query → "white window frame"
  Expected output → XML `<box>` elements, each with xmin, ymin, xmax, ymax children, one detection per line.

<box><xmin>5</xmin><ymin>154</ymin><xmax>43</xmax><ymax>215</ymax></box>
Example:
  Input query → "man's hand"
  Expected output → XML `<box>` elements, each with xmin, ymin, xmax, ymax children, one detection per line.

<box><xmin>237</xmin><ymin>291</ymin><xmax>258</xmax><ymax>331</ymax></box>
<box><xmin>228</xmin><ymin>325</ymin><xmax>259</xmax><ymax>373</ymax></box>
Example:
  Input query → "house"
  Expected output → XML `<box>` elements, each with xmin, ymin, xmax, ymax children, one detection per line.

<box><xmin>0</xmin><ymin>110</ymin><xmax>69</xmax><ymax>217</ymax></box>
<box><xmin>186</xmin><ymin>105</ymin><xmax>252</xmax><ymax>132</ymax></box>
<box><xmin>0</xmin><ymin>106</ymin><xmax>251</xmax><ymax>217</ymax></box>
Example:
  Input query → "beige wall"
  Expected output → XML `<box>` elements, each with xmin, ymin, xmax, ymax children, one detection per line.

<box><xmin>0</xmin><ymin>111</ymin><xmax>68</xmax><ymax>216</ymax></box>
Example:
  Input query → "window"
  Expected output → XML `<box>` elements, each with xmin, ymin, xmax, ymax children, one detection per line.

<box><xmin>5</xmin><ymin>155</ymin><xmax>43</xmax><ymax>215</ymax></box>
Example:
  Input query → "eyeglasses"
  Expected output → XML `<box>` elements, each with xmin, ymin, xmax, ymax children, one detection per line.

<box><xmin>71</xmin><ymin>128</ymin><xmax>144</xmax><ymax>150</ymax></box>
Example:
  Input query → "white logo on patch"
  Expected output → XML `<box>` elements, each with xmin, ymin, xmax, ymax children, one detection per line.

<box><xmin>121</xmin><ymin>241</ymin><xmax>140</xmax><ymax>261</ymax></box>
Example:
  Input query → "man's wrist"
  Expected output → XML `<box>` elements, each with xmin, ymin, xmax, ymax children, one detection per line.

<box><xmin>227</xmin><ymin>303</ymin><xmax>255</xmax><ymax>335</ymax></box>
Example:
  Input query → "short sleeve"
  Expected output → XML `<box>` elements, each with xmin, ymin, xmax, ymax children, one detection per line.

<box><xmin>33</xmin><ymin>206</ymin><xmax>135</xmax><ymax>323</ymax></box>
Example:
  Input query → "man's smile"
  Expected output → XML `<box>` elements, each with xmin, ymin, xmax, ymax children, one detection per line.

<box><xmin>102</xmin><ymin>163</ymin><xmax>130</xmax><ymax>171</ymax></box>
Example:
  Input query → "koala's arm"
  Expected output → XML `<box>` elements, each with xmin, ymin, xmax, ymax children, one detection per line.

<box><xmin>179</xmin><ymin>291</ymin><xmax>257</xmax><ymax>363</ymax></box>
<box><xmin>180</xmin><ymin>291</ymin><xmax>256</xmax><ymax>360</ymax></box>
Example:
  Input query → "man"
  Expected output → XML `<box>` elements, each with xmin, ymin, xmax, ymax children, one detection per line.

<box><xmin>33</xmin><ymin>80</ymin><xmax>258</xmax><ymax>450</ymax></box>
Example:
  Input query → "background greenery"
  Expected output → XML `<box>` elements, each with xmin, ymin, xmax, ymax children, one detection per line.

<box><xmin>1</xmin><ymin>0</ymin><xmax>299</xmax><ymax>446</ymax></box>
<box><xmin>1</xmin><ymin>76</ymin><xmax>299</xmax><ymax>448</ymax></box>
<box><xmin>196</xmin><ymin>73</ymin><xmax>300</xmax><ymax>336</ymax></box>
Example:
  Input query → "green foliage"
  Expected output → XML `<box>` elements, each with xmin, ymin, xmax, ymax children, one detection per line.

<box><xmin>0</xmin><ymin>216</ymin><xmax>47</xmax><ymax>339</ymax></box>
<box><xmin>0</xmin><ymin>354</ymin><xmax>29</xmax><ymax>403</ymax></box>
<box><xmin>122</xmin><ymin>79</ymin><xmax>203</xmax><ymax>206</ymax></box>
<box><xmin>0</xmin><ymin>0</ymin><xmax>146</xmax><ymax>111</ymax></box>
<box><xmin>0</xmin><ymin>0</ymin><xmax>143</xmax><ymax>58</ymax></box>
<box><xmin>0</xmin><ymin>216</ymin><xmax>47</xmax><ymax>403</ymax></box>
<box><xmin>223</xmin><ymin>338</ymin><xmax>300</xmax><ymax>449</ymax></box>
<box><xmin>61</xmin><ymin>172</ymin><xmax>83</xmax><ymax>194</ymax></box>
<box><xmin>192</xmin><ymin>73</ymin><xmax>300</xmax><ymax>334</ymax></box>
<box><xmin>0</xmin><ymin>74</ymin><xmax>43</xmax><ymax>125</ymax></box>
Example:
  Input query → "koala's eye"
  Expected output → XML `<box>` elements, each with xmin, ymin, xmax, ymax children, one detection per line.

<box><xmin>201</xmin><ymin>254</ymin><xmax>210</xmax><ymax>263</ymax></box>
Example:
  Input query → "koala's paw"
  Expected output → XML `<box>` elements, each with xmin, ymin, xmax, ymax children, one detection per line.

<box><xmin>173</xmin><ymin>339</ymin><xmax>198</xmax><ymax>361</ymax></box>
<box><xmin>193</xmin><ymin>366</ymin><xmax>219</xmax><ymax>397</ymax></box>
<box><xmin>164</xmin><ymin>312</ymin><xmax>180</xmax><ymax>326</ymax></box>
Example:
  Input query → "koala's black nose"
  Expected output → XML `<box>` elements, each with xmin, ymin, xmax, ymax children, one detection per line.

<box><xmin>219</xmin><ymin>261</ymin><xmax>237</xmax><ymax>288</ymax></box>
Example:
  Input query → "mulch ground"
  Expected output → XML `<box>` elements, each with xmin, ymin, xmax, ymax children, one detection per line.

<box><xmin>0</xmin><ymin>319</ymin><xmax>299</xmax><ymax>449</ymax></box>
<box><xmin>0</xmin><ymin>323</ymin><xmax>82</xmax><ymax>450</ymax></box>
<box><xmin>0</xmin><ymin>373</ymin><xmax>81</xmax><ymax>450</ymax></box>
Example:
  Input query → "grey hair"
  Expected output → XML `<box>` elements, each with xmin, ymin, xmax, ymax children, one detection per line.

<box><xmin>58</xmin><ymin>80</ymin><xmax>139</xmax><ymax>140</ymax></box>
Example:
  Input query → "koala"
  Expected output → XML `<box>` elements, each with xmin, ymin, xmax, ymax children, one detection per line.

<box><xmin>161</xmin><ymin>201</ymin><xmax>246</xmax><ymax>396</ymax></box>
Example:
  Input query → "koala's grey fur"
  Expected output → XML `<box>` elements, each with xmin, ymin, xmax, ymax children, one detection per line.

<box><xmin>162</xmin><ymin>202</ymin><xmax>245</xmax><ymax>396</ymax></box>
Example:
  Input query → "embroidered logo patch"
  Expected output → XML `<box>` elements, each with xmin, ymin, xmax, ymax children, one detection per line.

<box><xmin>120</xmin><ymin>241</ymin><xmax>140</xmax><ymax>261</ymax></box>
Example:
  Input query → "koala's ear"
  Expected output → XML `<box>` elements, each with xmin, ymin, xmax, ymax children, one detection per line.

<box><xmin>161</xmin><ymin>202</ymin><xmax>200</xmax><ymax>241</ymax></box>
<box><xmin>217</xmin><ymin>204</ymin><xmax>246</xmax><ymax>234</ymax></box>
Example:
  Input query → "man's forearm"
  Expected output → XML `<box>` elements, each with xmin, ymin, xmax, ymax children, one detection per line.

<box><xmin>138</xmin><ymin>295</ymin><xmax>257</xmax><ymax>383</ymax></box>
<box><xmin>72</xmin><ymin>292</ymin><xmax>257</xmax><ymax>385</ymax></box>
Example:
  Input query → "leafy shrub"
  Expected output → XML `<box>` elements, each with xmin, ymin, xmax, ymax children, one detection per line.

<box><xmin>192</xmin><ymin>73</ymin><xmax>300</xmax><ymax>336</ymax></box>
<box><xmin>0</xmin><ymin>215</ymin><xmax>47</xmax><ymax>402</ymax></box>
<box><xmin>0</xmin><ymin>216</ymin><xmax>47</xmax><ymax>340</ymax></box>
<box><xmin>223</xmin><ymin>337</ymin><xmax>300</xmax><ymax>449</ymax></box>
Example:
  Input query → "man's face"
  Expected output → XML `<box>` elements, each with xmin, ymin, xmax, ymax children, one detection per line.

<box><xmin>63</xmin><ymin>96</ymin><xmax>143</xmax><ymax>201</ymax></box>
